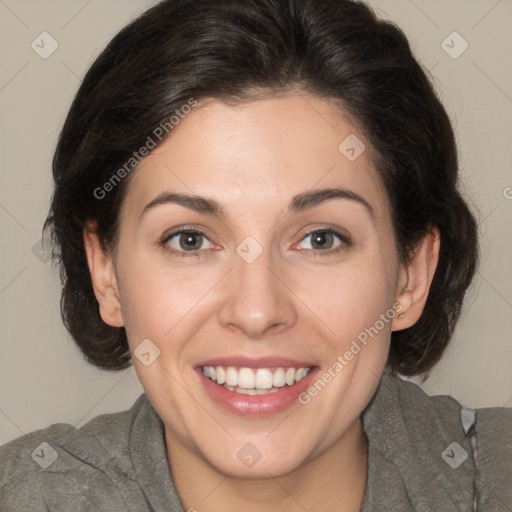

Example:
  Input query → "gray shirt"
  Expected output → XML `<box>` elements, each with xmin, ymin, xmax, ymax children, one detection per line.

<box><xmin>1</xmin><ymin>373</ymin><xmax>510</xmax><ymax>511</ymax></box>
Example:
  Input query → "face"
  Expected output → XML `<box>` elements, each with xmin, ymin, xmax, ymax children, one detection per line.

<box><xmin>91</xmin><ymin>93</ymin><xmax>413</xmax><ymax>478</ymax></box>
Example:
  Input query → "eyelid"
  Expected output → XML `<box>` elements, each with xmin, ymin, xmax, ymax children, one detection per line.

<box><xmin>160</xmin><ymin>227</ymin><xmax>218</xmax><ymax>258</ymax></box>
<box><xmin>159</xmin><ymin>224</ymin><xmax>352</xmax><ymax>258</ymax></box>
<box><xmin>161</xmin><ymin>225</ymin><xmax>214</xmax><ymax>243</ymax></box>
<box><xmin>292</xmin><ymin>227</ymin><xmax>351</xmax><ymax>252</ymax></box>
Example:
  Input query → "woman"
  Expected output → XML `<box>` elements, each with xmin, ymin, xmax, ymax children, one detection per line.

<box><xmin>1</xmin><ymin>0</ymin><xmax>510</xmax><ymax>510</ymax></box>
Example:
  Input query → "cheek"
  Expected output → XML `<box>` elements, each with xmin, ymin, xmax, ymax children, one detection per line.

<box><xmin>115</xmin><ymin>234</ymin><xmax>398</xmax><ymax>362</ymax></box>
<box><xmin>115</xmin><ymin>254</ymin><xmax>221</xmax><ymax>350</ymax></box>
<box><xmin>294</xmin><ymin>258</ymin><xmax>397</xmax><ymax>342</ymax></box>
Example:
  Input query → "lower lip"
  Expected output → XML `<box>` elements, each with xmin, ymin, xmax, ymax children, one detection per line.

<box><xmin>197</xmin><ymin>367</ymin><xmax>317</xmax><ymax>417</ymax></box>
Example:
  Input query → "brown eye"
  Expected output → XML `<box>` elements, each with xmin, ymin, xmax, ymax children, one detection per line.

<box><xmin>309</xmin><ymin>231</ymin><xmax>336</xmax><ymax>250</ymax></box>
<box><xmin>163</xmin><ymin>229</ymin><xmax>214</xmax><ymax>254</ymax></box>
<box><xmin>178</xmin><ymin>232</ymin><xmax>204</xmax><ymax>250</ymax></box>
<box><xmin>296</xmin><ymin>228</ymin><xmax>350</xmax><ymax>254</ymax></box>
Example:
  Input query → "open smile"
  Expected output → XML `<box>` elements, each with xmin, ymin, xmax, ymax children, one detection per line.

<box><xmin>196</xmin><ymin>359</ymin><xmax>317</xmax><ymax>416</ymax></box>
<box><xmin>202</xmin><ymin>365</ymin><xmax>312</xmax><ymax>395</ymax></box>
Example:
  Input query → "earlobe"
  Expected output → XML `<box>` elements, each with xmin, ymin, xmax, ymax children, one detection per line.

<box><xmin>392</xmin><ymin>226</ymin><xmax>440</xmax><ymax>331</ymax></box>
<box><xmin>83</xmin><ymin>221</ymin><xmax>124</xmax><ymax>328</ymax></box>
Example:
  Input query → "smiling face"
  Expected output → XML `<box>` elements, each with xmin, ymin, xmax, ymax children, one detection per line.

<box><xmin>85</xmin><ymin>92</ymin><xmax>431</xmax><ymax>481</ymax></box>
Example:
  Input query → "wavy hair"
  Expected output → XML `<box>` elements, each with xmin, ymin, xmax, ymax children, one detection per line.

<box><xmin>44</xmin><ymin>0</ymin><xmax>479</xmax><ymax>375</ymax></box>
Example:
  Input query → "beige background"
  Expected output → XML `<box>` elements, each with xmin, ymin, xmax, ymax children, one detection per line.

<box><xmin>1</xmin><ymin>0</ymin><xmax>511</xmax><ymax>446</ymax></box>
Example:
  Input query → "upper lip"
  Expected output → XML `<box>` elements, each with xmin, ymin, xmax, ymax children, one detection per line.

<box><xmin>196</xmin><ymin>356</ymin><xmax>315</xmax><ymax>369</ymax></box>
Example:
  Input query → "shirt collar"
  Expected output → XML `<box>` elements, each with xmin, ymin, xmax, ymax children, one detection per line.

<box><xmin>130</xmin><ymin>373</ymin><xmax>475</xmax><ymax>511</ymax></box>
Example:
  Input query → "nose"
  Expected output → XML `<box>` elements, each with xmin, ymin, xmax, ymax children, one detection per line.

<box><xmin>217</xmin><ymin>245</ymin><xmax>297</xmax><ymax>339</ymax></box>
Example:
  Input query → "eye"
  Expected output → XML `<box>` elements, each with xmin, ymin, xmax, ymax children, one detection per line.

<box><xmin>295</xmin><ymin>228</ymin><xmax>350</xmax><ymax>254</ymax></box>
<box><xmin>162</xmin><ymin>229</ymin><xmax>215</xmax><ymax>255</ymax></box>
<box><xmin>160</xmin><ymin>227</ymin><xmax>350</xmax><ymax>258</ymax></box>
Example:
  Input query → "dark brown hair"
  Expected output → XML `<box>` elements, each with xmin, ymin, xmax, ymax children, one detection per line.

<box><xmin>44</xmin><ymin>0</ymin><xmax>478</xmax><ymax>376</ymax></box>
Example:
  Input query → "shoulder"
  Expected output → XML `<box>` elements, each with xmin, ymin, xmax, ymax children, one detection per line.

<box><xmin>381</xmin><ymin>373</ymin><xmax>512</xmax><ymax>437</ymax></box>
<box><xmin>362</xmin><ymin>373</ymin><xmax>512</xmax><ymax>510</ymax></box>
<box><xmin>0</xmin><ymin>393</ymin><xmax>149</xmax><ymax>511</ymax></box>
<box><xmin>363</xmin><ymin>372</ymin><xmax>472</xmax><ymax>443</ymax></box>
<box><xmin>371</xmin><ymin>372</ymin><xmax>511</xmax><ymax>435</ymax></box>
<box><xmin>473</xmin><ymin>404</ymin><xmax>512</xmax><ymax>509</ymax></box>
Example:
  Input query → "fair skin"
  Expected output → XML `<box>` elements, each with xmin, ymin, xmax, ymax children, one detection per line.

<box><xmin>84</xmin><ymin>92</ymin><xmax>439</xmax><ymax>511</ymax></box>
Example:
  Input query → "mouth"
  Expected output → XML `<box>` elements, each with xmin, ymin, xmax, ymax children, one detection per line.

<box><xmin>196</xmin><ymin>360</ymin><xmax>317</xmax><ymax>417</ymax></box>
<box><xmin>201</xmin><ymin>365</ymin><xmax>312</xmax><ymax>395</ymax></box>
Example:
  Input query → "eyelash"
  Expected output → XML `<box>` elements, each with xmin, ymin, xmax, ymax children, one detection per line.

<box><xmin>159</xmin><ymin>227</ymin><xmax>351</xmax><ymax>259</ymax></box>
<box><xmin>159</xmin><ymin>228</ymin><xmax>213</xmax><ymax>259</ymax></box>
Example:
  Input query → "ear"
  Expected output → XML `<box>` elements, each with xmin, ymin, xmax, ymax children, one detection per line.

<box><xmin>392</xmin><ymin>226</ymin><xmax>440</xmax><ymax>331</ymax></box>
<box><xmin>83</xmin><ymin>221</ymin><xmax>124</xmax><ymax>327</ymax></box>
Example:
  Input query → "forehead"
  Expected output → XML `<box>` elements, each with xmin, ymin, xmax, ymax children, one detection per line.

<box><xmin>122</xmin><ymin>94</ymin><xmax>390</xmax><ymax>221</ymax></box>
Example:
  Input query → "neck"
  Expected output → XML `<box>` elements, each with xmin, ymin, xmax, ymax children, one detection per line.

<box><xmin>166</xmin><ymin>419</ymin><xmax>368</xmax><ymax>512</ymax></box>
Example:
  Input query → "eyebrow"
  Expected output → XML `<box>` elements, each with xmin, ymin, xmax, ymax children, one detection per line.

<box><xmin>141</xmin><ymin>187</ymin><xmax>374</xmax><ymax>219</ymax></box>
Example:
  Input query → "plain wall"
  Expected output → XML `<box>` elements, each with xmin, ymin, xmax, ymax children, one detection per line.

<box><xmin>1</xmin><ymin>0</ymin><xmax>511</xmax><ymax>446</ymax></box>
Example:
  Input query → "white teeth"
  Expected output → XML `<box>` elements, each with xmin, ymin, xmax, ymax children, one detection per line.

<box><xmin>202</xmin><ymin>365</ymin><xmax>312</xmax><ymax>393</ymax></box>
<box><xmin>224</xmin><ymin>386</ymin><xmax>282</xmax><ymax>395</ymax></box>
<box><xmin>235</xmin><ymin>387</ymin><xmax>268</xmax><ymax>395</ymax></box>
<box><xmin>255</xmin><ymin>369</ymin><xmax>273</xmax><ymax>389</ymax></box>
<box><xmin>272</xmin><ymin>368</ymin><xmax>286</xmax><ymax>387</ymax></box>
<box><xmin>225</xmin><ymin>367</ymin><xmax>238</xmax><ymax>387</ymax></box>
<box><xmin>238</xmin><ymin>367</ymin><xmax>255</xmax><ymax>389</ymax></box>
<box><xmin>216</xmin><ymin>366</ymin><xmax>226</xmax><ymax>384</ymax></box>
<box><xmin>295</xmin><ymin>367</ymin><xmax>307</xmax><ymax>382</ymax></box>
